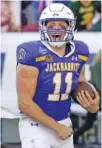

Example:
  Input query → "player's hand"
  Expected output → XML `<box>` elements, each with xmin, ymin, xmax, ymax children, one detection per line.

<box><xmin>76</xmin><ymin>90</ymin><xmax>100</xmax><ymax>113</ymax></box>
<box><xmin>86</xmin><ymin>22</ymin><xmax>93</xmax><ymax>30</ymax></box>
<box><xmin>56</xmin><ymin>124</ymin><xmax>73</xmax><ymax>140</ymax></box>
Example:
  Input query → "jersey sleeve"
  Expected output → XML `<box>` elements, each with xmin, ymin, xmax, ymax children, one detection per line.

<box><xmin>16</xmin><ymin>43</ymin><xmax>39</xmax><ymax>69</ymax></box>
<box><xmin>78</xmin><ymin>41</ymin><xmax>90</xmax><ymax>62</ymax></box>
<box><xmin>77</xmin><ymin>41</ymin><xmax>90</xmax><ymax>73</ymax></box>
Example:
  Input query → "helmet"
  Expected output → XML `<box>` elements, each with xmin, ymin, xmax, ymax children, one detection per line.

<box><xmin>39</xmin><ymin>3</ymin><xmax>76</xmax><ymax>48</ymax></box>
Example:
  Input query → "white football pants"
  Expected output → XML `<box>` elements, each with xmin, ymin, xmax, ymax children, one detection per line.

<box><xmin>19</xmin><ymin>117</ymin><xmax>74</xmax><ymax>148</ymax></box>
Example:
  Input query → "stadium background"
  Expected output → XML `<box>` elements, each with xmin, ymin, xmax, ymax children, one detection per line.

<box><xmin>1</xmin><ymin>0</ymin><xmax>101</xmax><ymax>148</ymax></box>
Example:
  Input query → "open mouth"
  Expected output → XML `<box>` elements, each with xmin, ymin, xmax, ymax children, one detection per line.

<box><xmin>52</xmin><ymin>34</ymin><xmax>61</xmax><ymax>41</ymax></box>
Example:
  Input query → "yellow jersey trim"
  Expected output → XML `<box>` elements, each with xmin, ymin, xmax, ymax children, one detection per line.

<box><xmin>78</xmin><ymin>55</ymin><xmax>88</xmax><ymax>61</ymax></box>
<box><xmin>35</xmin><ymin>56</ymin><xmax>46</xmax><ymax>62</ymax></box>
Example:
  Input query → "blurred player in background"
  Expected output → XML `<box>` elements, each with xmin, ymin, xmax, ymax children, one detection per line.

<box><xmin>1</xmin><ymin>1</ymin><xmax>20</xmax><ymax>32</ymax></box>
<box><xmin>68</xmin><ymin>0</ymin><xmax>101</xmax><ymax>31</ymax></box>
<box><xmin>16</xmin><ymin>3</ymin><xmax>99</xmax><ymax>148</ymax></box>
<box><xmin>90</xmin><ymin>50</ymin><xmax>101</xmax><ymax>98</ymax></box>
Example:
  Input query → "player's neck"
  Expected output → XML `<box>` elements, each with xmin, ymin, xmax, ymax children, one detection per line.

<box><xmin>51</xmin><ymin>46</ymin><xmax>66</xmax><ymax>56</ymax></box>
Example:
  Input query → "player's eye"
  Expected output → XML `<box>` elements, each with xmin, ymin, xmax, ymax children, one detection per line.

<box><xmin>47</xmin><ymin>25</ymin><xmax>54</xmax><ymax>29</ymax></box>
<box><xmin>61</xmin><ymin>26</ymin><xmax>67</xmax><ymax>29</ymax></box>
<box><xmin>60</xmin><ymin>23</ymin><xmax>68</xmax><ymax>29</ymax></box>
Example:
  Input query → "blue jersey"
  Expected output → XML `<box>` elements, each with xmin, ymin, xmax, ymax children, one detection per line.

<box><xmin>16</xmin><ymin>40</ymin><xmax>89</xmax><ymax>121</ymax></box>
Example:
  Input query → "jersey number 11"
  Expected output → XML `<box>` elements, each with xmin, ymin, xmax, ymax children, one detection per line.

<box><xmin>48</xmin><ymin>72</ymin><xmax>73</xmax><ymax>101</ymax></box>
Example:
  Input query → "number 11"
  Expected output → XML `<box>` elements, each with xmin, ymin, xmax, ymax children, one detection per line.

<box><xmin>48</xmin><ymin>72</ymin><xmax>73</xmax><ymax>101</ymax></box>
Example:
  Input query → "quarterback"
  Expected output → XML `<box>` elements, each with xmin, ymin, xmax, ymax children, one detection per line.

<box><xmin>16</xmin><ymin>3</ymin><xmax>99</xmax><ymax>148</ymax></box>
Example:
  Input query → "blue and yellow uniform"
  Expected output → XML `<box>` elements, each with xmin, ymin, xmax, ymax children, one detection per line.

<box><xmin>16</xmin><ymin>40</ymin><xmax>89</xmax><ymax>121</ymax></box>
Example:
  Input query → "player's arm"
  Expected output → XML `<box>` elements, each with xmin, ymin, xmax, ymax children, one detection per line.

<box><xmin>16</xmin><ymin>63</ymin><xmax>73</xmax><ymax>139</ymax></box>
<box><xmin>77</xmin><ymin>66</ymin><xmax>100</xmax><ymax>113</ymax></box>
<box><xmin>78</xmin><ymin>66</ymin><xmax>86</xmax><ymax>82</ymax></box>
<box><xmin>16</xmin><ymin>64</ymin><xmax>60</xmax><ymax>130</ymax></box>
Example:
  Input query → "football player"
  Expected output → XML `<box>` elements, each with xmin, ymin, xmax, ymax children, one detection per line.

<box><xmin>16</xmin><ymin>3</ymin><xmax>99</xmax><ymax>148</ymax></box>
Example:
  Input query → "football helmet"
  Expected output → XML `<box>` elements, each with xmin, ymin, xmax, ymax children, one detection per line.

<box><xmin>39</xmin><ymin>3</ymin><xmax>76</xmax><ymax>48</ymax></box>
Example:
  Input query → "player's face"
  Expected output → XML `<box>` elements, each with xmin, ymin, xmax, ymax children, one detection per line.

<box><xmin>46</xmin><ymin>21</ymin><xmax>68</xmax><ymax>42</ymax></box>
<box><xmin>1</xmin><ymin>2</ymin><xmax>11</xmax><ymax>25</ymax></box>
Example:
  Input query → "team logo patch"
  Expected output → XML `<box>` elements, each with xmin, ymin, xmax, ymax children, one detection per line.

<box><xmin>39</xmin><ymin>46</ymin><xmax>48</xmax><ymax>54</ymax></box>
<box><xmin>18</xmin><ymin>48</ymin><xmax>26</xmax><ymax>59</ymax></box>
<box><xmin>45</xmin><ymin>55</ymin><xmax>53</xmax><ymax>61</ymax></box>
<box><xmin>72</xmin><ymin>56</ymin><xmax>78</xmax><ymax>61</ymax></box>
